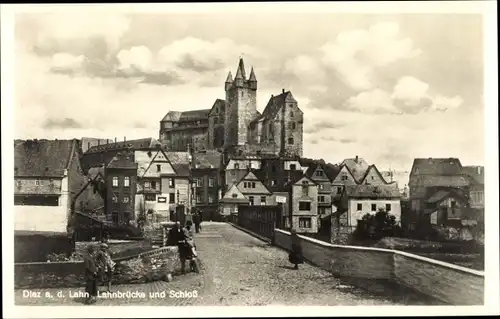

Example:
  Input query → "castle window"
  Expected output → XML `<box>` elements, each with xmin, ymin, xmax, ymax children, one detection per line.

<box><xmin>290</xmin><ymin>111</ymin><xmax>294</xmax><ymax>117</ymax></box>
<box><xmin>288</xmin><ymin>137</ymin><xmax>294</xmax><ymax>145</ymax></box>
<box><xmin>288</xmin><ymin>122</ymin><xmax>296</xmax><ymax>130</ymax></box>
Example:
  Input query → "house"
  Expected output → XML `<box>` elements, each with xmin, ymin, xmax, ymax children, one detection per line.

<box><xmin>165</xmin><ymin>152</ymin><xmax>193</xmax><ymax>221</ymax></box>
<box><xmin>219</xmin><ymin>184</ymin><xmax>249</xmax><ymax>220</ymax></box>
<box><xmin>304</xmin><ymin>162</ymin><xmax>334</xmax><ymax>219</ymax></box>
<box><xmin>359</xmin><ymin>165</ymin><xmax>389</xmax><ymax>186</ymax></box>
<box><xmin>14</xmin><ymin>139</ymin><xmax>87</xmax><ymax>233</ymax></box>
<box><xmin>330</xmin><ymin>163</ymin><xmax>357</xmax><ymax>200</ymax></box>
<box><xmin>192</xmin><ymin>150</ymin><xmax>223</xmax><ymax>221</ymax></box>
<box><xmin>104</xmin><ymin>151</ymin><xmax>137</xmax><ymax>225</ymax></box>
<box><xmin>236</xmin><ymin>170</ymin><xmax>273</xmax><ymax>206</ymax></box>
<box><xmin>339</xmin><ymin>184</ymin><xmax>402</xmax><ymax>233</ymax></box>
<box><xmin>285</xmin><ymin>175</ymin><xmax>319</xmax><ymax>233</ymax></box>
<box><xmin>134</xmin><ymin>149</ymin><xmax>177</xmax><ymax>222</ymax></box>
<box><xmin>341</xmin><ymin>156</ymin><xmax>371</xmax><ymax>184</ymax></box>
<box><xmin>425</xmin><ymin>189</ymin><xmax>469</xmax><ymax>227</ymax></box>
<box><xmin>223</xmin><ymin>156</ymin><xmax>263</xmax><ymax>191</ymax></box>
<box><xmin>408</xmin><ymin>158</ymin><xmax>470</xmax><ymax>223</ymax></box>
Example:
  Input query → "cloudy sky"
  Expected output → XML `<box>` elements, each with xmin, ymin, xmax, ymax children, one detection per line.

<box><xmin>13</xmin><ymin>9</ymin><xmax>485</xmax><ymax>170</ymax></box>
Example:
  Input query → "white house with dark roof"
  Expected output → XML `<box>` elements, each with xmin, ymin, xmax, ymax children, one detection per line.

<box><xmin>14</xmin><ymin>139</ymin><xmax>87</xmax><ymax>233</ymax></box>
<box><xmin>340</xmin><ymin>184</ymin><xmax>402</xmax><ymax>231</ymax></box>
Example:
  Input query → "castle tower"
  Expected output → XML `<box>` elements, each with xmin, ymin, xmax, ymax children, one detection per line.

<box><xmin>224</xmin><ymin>58</ymin><xmax>258</xmax><ymax>148</ymax></box>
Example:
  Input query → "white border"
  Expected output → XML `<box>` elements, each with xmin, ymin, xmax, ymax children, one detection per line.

<box><xmin>2</xmin><ymin>2</ymin><xmax>499</xmax><ymax>317</ymax></box>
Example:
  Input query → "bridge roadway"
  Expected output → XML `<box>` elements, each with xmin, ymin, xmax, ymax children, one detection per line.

<box><xmin>15</xmin><ymin>223</ymin><xmax>437</xmax><ymax>306</ymax></box>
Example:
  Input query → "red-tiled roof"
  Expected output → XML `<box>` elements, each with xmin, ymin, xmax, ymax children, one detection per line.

<box><xmin>344</xmin><ymin>184</ymin><xmax>400</xmax><ymax>199</ymax></box>
<box><xmin>14</xmin><ymin>139</ymin><xmax>79</xmax><ymax>177</ymax></box>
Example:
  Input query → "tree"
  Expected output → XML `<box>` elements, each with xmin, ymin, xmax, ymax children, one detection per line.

<box><xmin>354</xmin><ymin>208</ymin><xmax>401</xmax><ymax>240</ymax></box>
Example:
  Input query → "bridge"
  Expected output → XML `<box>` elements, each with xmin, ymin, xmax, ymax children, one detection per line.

<box><xmin>14</xmin><ymin>222</ymin><xmax>483</xmax><ymax>306</ymax></box>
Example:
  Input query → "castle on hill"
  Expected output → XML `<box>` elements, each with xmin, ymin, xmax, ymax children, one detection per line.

<box><xmin>159</xmin><ymin>58</ymin><xmax>304</xmax><ymax>157</ymax></box>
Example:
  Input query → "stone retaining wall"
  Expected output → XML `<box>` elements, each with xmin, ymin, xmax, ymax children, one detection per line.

<box><xmin>274</xmin><ymin>229</ymin><xmax>484</xmax><ymax>305</ymax></box>
<box><xmin>15</xmin><ymin>247</ymin><xmax>180</xmax><ymax>289</ymax></box>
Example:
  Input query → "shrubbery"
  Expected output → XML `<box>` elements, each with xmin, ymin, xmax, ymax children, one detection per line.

<box><xmin>352</xmin><ymin>208</ymin><xmax>403</xmax><ymax>241</ymax></box>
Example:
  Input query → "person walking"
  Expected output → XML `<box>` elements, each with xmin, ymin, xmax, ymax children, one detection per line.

<box><xmin>288</xmin><ymin>229</ymin><xmax>304</xmax><ymax>270</ymax></box>
<box><xmin>193</xmin><ymin>212</ymin><xmax>201</xmax><ymax>234</ymax></box>
<box><xmin>83</xmin><ymin>245</ymin><xmax>98</xmax><ymax>304</ymax></box>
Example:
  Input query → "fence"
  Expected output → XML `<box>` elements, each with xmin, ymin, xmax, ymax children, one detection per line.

<box><xmin>237</xmin><ymin>205</ymin><xmax>281</xmax><ymax>241</ymax></box>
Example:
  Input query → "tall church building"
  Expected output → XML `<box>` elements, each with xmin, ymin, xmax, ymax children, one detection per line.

<box><xmin>159</xmin><ymin>58</ymin><xmax>303</xmax><ymax>158</ymax></box>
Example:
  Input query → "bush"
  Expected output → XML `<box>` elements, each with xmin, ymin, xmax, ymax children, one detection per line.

<box><xmin>353</xmin><ymin>208</ymin><xmax>403</xmax><ymax>241</ymax></box>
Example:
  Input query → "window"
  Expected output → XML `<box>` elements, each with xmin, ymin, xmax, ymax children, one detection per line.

<box><xmin>315</xmin><ymin>170</ymin><xmax>324</xmax><ymax>177</ymax></box>
<box><xmin>288</xmin><ymin>137</ymin><xmax>294</xmax><ymax>145</ymax></box>
<box><xmin>318</xmin><ymin>207</ymin><xmax>326</xmax><ymax>215</ymax></box>
<box><xmin>157</xmin><ymin>164</ymin><xmax>161</xmax><ymax>172</ymax></box>
<box><xmin>123</xmin><ymin>196</ymin><xmax>130</xmax><ymax>203</ymax></box>
<box><xmin>241</xmin><ymin>91</ymin><xmax>244</xmax><ymax>97</ymax></box>
<box><xmin>271</xmin><ymin>180</ymin><xmax>277</xmax><ymax>186</ymax></box>
<box><xmin>318</xmin><ymin>195</ymin><xmax>325</xmax><ymax>203</ymax></box>
<box><xmin>260</xmin><ymin>196</ymin><xmax>266</xmax><ymax>205</ymax></box>
<box><xmin>357</xmin><ymin>203</ymin><xmax>363</xmax><ymax>211</ymax></box>
<box><xmin>371</xmin><ymin>204</ymin><xmax>377</xmax><ymax>211</ymax></box>
<box><xmin>337</xmin><ymin>186</ymin><xmax>343</xmax><ymax>194</ymax></box>
<box><xmin>319</xmin><ymin>184</ymin><xmax>324</xmax><ymax>190</ymax></box>
<box><xmin>112</xmin><ymin>177</ymin><xmax>118</xmax><ymax>187</ymax></box>
<box><xmin>208</xmin><ymin>195</ymin><xmax>214</xmax><ymax>203</ymax></box>
<box><xmin>251</xmin><ymin>182</ymin><xmax>256</xmax><ymax>188</ymax></box>
<box><xmin>169</xmin><ymin>193</ymin><xmax>175</xmax><ymax>203</ymax></box>
<box><xmin>385</xmin><ymin>204</ymin><xmax>391</xmax><ymax>212</ymax></box>
<box><xmin>112</xmin><ymin>195</ymin><xmax>118</xmax><ymax>203</ymax></box>
<box><xmin>209</xmin><ymin>178</ymin><xmax>215</xmax><ymax>187</ymax></box>
<box><xmin>145</xmin><ymin>181</ymin><xmax>150</xmax><ymax>188</ymax></box>
<box><xmin>234</xmin><ymin>163</ymin><xmax>240</xmax><ymax>169</ymax></box>
<box><xmin>124</xmin><ymin>177</ymin><xmax>130</xmax><ymax>187</ymax></box>
<box><xmin>249</xmin><ymin>196</ymin><xmax>254</xmax><ymax>205</ymax></box>
<box><xmin>290</xmin><ymin>164</ymin><xmax>296</xmax><ymax>171</ymax></box>
<box><xmin>151</xmin><ymin>181</ymin><xmax>156</xmax><ymax>189</ymax></box>
<box><xmin>450</xmin><ymin>200</ymin><xmax>456</xmax><ymax>215</ymax></box>
<box><xmin>243</xmin><ymin>182</ymin><xmax>248</xmax><ymax>188</ymax></box>
<box><xmin>288</xmin><ymin>122</ymin><xmax>296</xmax><ymax>130</ymax></box>
<box><xmin>196</xmin><ymin>179</ymin><xmax>202</xmax><ymax>187</ymax></box>
<box><xmin>290</xmin><ymin>111</ymin><xmax>294</xmax><ymax>117</ymax></box>
<box><xmin>169</xmin><ymin>179</ymin><xmax>175</xmax><ymax>187</ymax></box>
<box><xmin>35</xmin><ymin>180</ymin><xmax>41</xmax><ymax>186</ymax></box>
<box><xmin>299</xmin><ymin>217</ymin><xmax>312</xmax><ymax>228</ymax></box>
<box><xmin>299</xmin><ymin>201</ymin><xmax>311</xmax><ymax>211</ymax></box>
<box><xmin>232</xmin><ymin>193</ymin><xmax>238</xmax><ymax>198</ymax></box>
<box><xmin>341</xmin><ymin>175</ymin><xmax>348</xmax><ymax>181</ymax></box>
<box><xmin>371</xmin><ymin>176</ymin><xmax>375</xmax><ymax>180</ymax></box>
<box><xmin>112</xmin><ymin>212</ymin><xmax>119</xmax><ymax>224</ymax></box>
<box><xmin>301</xmin><ymin>185</ymin><xmax>309</xmax><ymax>196</ymax></box>
<box><xmin>145</xmin><ymin>194</ymin><xmax>156</xmax><ymax>201</ymax></box>
<box><xmin>196</xmin><ymin>194</ymin><xmax>202</xmax><ymax>203</ymax></box>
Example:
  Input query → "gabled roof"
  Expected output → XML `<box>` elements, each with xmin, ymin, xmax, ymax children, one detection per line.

<box><xmin>462</xmin><ymin>166</ymin><xmax>484</xmax><ymax>185</ymax></box>
<box><xmin>360</xmin><ymin>165</ymin><xmax>389</xmax><ymax>184</ymax></box>
<box><xmin>192</xmin><ymin>150</ymin><xmax>222</xmax><ymax>169</ymax></box>
<box><xmin>85</xmin><ymin>138</ymin><xmax>162</xmax><ymax>153</ymax></box>
<box><xmin>260</xmin><ymin>91</ymin><xmax>299</xmax><ymax>120</ymax></box>
<box><xmin>220</xmin><ymin>184</ymin><xmax>248</xmax><ymax>204</ymax></box>
<box><xmin>172</xmin><ymin>164</ymin><xmax>190</xmax><ymax>177</ymax></box>
<box><xmin>323</xmin><ymin>163</ymin><xmax>342</xmax><ymax>181</ymax></box>
<box><xmin>410</xmin><ymin>158</ymin><xmax>463</xmax><ymax>176</ymax></box>
<box><xmin>14</xmin><ymin>139</ymin><xmax>80</xmax><ymax>177</ymax></box>
<box><xmin>208</xmin><ymin>99</ymin><xmax>226</xmax><ymax>116</ymax></box>
<box><xmin>425</xmin><ymin>189</ymin><xmax>467</xmax><ymax>204</ymax></box>
<box><xmin>304</xmin><ymin>162</ymin><xmax>332</xmax><ymax>182</ymax></box>
<box><xmin>236</xmin><ymin>170</ymin><xmax>272</xmax><ymax>194</ymax></box>
<box><xmin>283</xmin><ymin>173</ymin><xmax>318</xmax><ymax>191</ymax></box>
<box><xmin>107</xmin><ymin>151</ymin><xmax>137</xmax><ymax>170</ymax></box>
<box><xmin>344</xmin><ymin>184</ymin><xmax>400</xmax><ymax>199</ymax></box>
<box><xmin>341</xmin><ymin>157</ymin><xmax>370</xmax><ymax>183</ymax></box>
<box><xmin>165</xmin><ymin>152</ymin><xmax>191</xmax><ymax>165</ymax></box>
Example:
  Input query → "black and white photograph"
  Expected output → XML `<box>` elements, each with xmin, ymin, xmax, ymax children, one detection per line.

<box><xmin>2</xmin><ymin>2</ymin><xmax>498</xmax><ymax>318</ymax></box>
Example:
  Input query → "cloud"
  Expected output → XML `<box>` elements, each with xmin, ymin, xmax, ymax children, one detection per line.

<box><xmin>430</xmin><ymin>95</ymin><xmax>464</xmax><ymax>111</ymax></box>
<box><xmin>344</xmin><ymin>89</ymin><xmax>397</xmax><ymax>114</ymax></box>
<box><xmin>321</xmin><ymin>21</ymin><xmax>421</xmax><ymax>91</ymax></box>
<box><xmin>43</xmin><ymin>117</ymin><xmax>83</xmax><ymax>129</ymax></box>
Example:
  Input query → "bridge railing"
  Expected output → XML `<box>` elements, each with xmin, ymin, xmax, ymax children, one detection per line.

<box><xmin>236</xmin><ymin>205</ymin><xmax>280</xmax><ymax>241</ymax></box>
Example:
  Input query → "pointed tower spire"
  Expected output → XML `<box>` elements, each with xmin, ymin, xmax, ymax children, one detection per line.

<box><xmin>237</xmin><ymin>57</ymin><xmax>246</xmax><ymax>79</ymax></box>
<box><xmin>235</xmin><ymin>63</ymin><xmax>244</xmax><ymax>80</ymax></box>
<box><xmin>225</xmin><ymin>70</ymin><xmax>233</xmax><ymax>83</ymax></box>
<box><xmin>249</xmin><ymin>66</ymin><xmax>257</xmax><ymax>90</ymax></box>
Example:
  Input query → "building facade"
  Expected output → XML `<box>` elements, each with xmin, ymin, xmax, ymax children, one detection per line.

<box><xmin>14</xmin><ymin>139</ymin><xmax>87</xmax><ymax>233</ymax></box>
<box><xmin>192</xmin><ymin>150</ymin><xmax>223</xmax><ymax>221</ymax></box>
<box><xmin>159</xmin><ymin>58</ymin><xmax>304</xmax><ymax>157</ymax></box>
<box><xmin>287</xmin><ymin>175</ymin><xmax>319</xmax><ymax>233</ymax></box>
<box><xmin>104</xmin><ymin>151</ymin><xmax>138</xmax><ymax>225</ymax></box>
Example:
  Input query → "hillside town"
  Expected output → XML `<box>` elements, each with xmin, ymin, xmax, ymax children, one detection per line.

<box><xmin>14</xmin><ymin>58</ymin><xmax>485</xmax><ymax>246</ymax></box>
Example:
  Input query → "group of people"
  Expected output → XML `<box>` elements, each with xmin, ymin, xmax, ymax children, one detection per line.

<box><xmin>83</xmin><ymin>233</ymin><xmax>116</xmax><ymax>305</ymax></box>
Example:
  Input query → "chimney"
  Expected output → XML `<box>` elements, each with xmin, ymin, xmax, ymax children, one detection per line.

<box><xmin>114</xmin><ymin>137</ymin><xmax>117</xmax><ymax>144</ymax></box>
<box><xmin>106</xmin><ymin>139</ymin><xmax>109</xmax><ymax>145</ymax></box>
<box><xmin>282</xmin><ymin>88</ymin><xmax>285</xmax><ymax>94</ymax></box>
<box><xmin>88</xmin><ymin>142</ymin><xmax>90</xmax><ymax>150</ymax></box>
<box><xmin>124</xmin><ymin>136</ymin><xmax>126</xmax><ymax>142</ymax></box>
<box><xmin>355</xmin><ymin>155</ymin><xmax>358</xmax><ymax>163</ymax></box>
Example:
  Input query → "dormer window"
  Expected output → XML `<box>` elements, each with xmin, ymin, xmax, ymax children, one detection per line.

<box><xmin>234</xmin><ymin>163</ymin><xmax>240</xmax><ymax>169</ymax></box>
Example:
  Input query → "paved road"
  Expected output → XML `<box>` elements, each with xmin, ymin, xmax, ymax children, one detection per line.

<box><xmin>15</xmin><ymin>223</ymin><xmax>436</xmax><ymax>306</ymax></box>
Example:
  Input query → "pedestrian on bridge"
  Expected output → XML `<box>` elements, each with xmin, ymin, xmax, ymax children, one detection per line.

<box><xmin>193</xmin><ymin>212</ymin><xmax>202</xmax><ymax>233</ymax></box>
<box><xmin>288</xmin><ymin>229</ymin><xmax>304</xmax><ymax>270</ymax></box>
<box><xmin>83</xmin><ymin>245</ymin><xmax>98</xmax><ymax>304</ymax></box>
